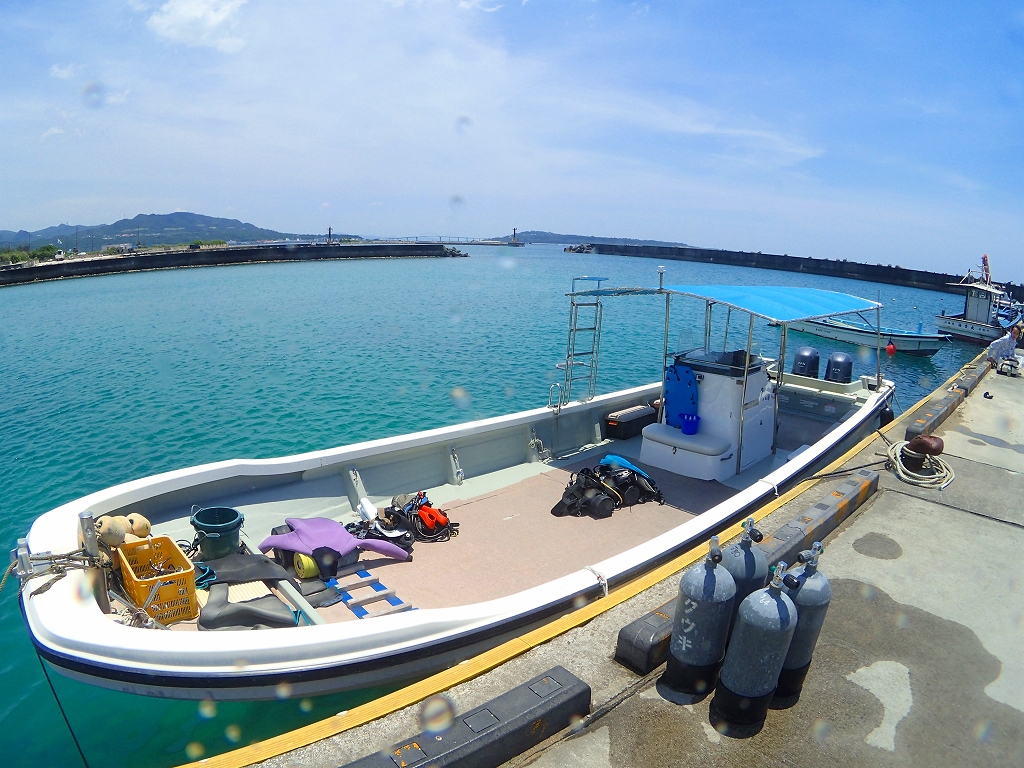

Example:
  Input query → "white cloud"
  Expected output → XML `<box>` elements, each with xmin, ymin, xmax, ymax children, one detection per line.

<box><xmin>49</xmin><ymin>63</ymin><xmax>76</xmax><ymax>79</ymax></box>
<box><xmin>459</xmin><ymin>1</ymin><xmax>503</xmax><ymax>11</ymax></box>
<box><xmin>146</xmin><ymin>0</ymin><xmax>248</xmax><ymax>52</ymax></box>
<box><xmin>41</xmin><ymin>127</ymin><xmax>64</xmax><ymax>139</ymax></box>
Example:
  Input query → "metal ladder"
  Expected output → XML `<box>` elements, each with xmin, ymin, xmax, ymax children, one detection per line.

<box><xmin>558</xmin><ymin>276</ymin><xmax>608</xmax><ymax>407</ymax></box>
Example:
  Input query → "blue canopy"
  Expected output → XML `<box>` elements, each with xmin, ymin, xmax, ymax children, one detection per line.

<box><xmin>571</xmin><ymin>284</ymin><xmax>880</xmax><ymax>324</ymax></box>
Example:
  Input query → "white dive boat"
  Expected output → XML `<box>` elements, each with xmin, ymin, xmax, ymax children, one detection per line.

<box><xmin>787</xmin><ymin>317</ymin><xmax>950</xmax><ymax>357</ymax></box>
<box><xmin>14</xmin><ymin>281</ymin><xmax>895</xmax><ymax>701</ymax></box>
<box><xmin>935</xmin><ymin>256</ymin><xmax>1024</xmax><ymax>344</ymax></box>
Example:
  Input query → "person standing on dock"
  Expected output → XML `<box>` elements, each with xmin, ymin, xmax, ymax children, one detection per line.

<box><xmin>987</xmin><ymin>324</ymin><xmax>1021</xmax><ymax>366</ymax></box>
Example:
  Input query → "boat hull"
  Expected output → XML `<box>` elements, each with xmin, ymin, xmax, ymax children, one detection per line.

<box><xmin>934</xmin><ymin>313</ymin><xmax>1007</xmax><ymax>344</ymax></box>
<box><xmin>21</xmin><ymin>381</ymin><xmax>892</xmax><ymax>700</ymax></box>
<box><xmin>788</xmin><ymin>320</ymin><xmax>949</xmax><ymax>356</ymax></box>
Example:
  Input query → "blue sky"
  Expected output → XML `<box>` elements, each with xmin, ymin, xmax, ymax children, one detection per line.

<box><xmin>1</xmin><ymin>1</ymin><xmax>1022</xmax><ymax>277</ymax></box>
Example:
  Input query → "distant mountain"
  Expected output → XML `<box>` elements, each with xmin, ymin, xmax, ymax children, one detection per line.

<box><xmin>492</xmin><ymin>230</ymin><xmax>691</xmax><ymax>247</ymax></box>
<box><xmin>0</xmin><ymin>212</ymin><xmax>358</xmax><ymax>249</ymax></box>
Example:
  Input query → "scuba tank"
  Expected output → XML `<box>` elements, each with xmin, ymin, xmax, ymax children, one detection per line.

<box><xmin>555</xmin><ymin>467</ymin><xmax>617</xmax><ymax>518</ymax></box>
<box><xmin>711</xmin><ymin>562</ymin><xmax>798</xmax><ymax>734</ymax></box>
<box><xmin>661</xmin><ymin>536</ymin><xmax>736</xmax><ymax>696</ymax></box>
<box><xmin>773</xmin><ymin>542</ymin><xmax>832</xmax><ymax>707</ymax></box>
<box><xmin>719</xmin><ymin>517</ymin><xmax>768</xmax><ymax>616</ymax></box>
<box><xmin>553</xmin><ymin>456</ymin><xmax>663</xmax><ymax>518</ymax></box>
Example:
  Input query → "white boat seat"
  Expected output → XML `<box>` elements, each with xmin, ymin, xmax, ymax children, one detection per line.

<box><xmin>642</xmin><ymin>423</ymin><xmax>732</xmax><ymax>457</ymax></box>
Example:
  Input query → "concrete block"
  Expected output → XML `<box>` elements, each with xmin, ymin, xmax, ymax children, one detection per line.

<box><xmin>614</xmin><ymin>602</ymin><xmax>675</xmax><ymax>675</ymax></box>
<box><xmin>759</xmin><ymin>469</ymin><xmax>880</xmax><ymax>566</ymax></box>
<box><xmin>952</xmin><ymin>362</ymin><xmax>991</xmax><ymax>397</ymax></box>
<box><xmin>342</xmin><ymin>666</ymin><xmax>590</xmax><ymax>768</ymax></box>
<box><xmin>905</xmin><ymin>390</ymin><xmax>965</xmax><ymax>440</ymax></box>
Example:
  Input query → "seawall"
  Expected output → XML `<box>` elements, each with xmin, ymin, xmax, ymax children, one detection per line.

<box><xmin>0</xmin><ymin>242</ymin><xmax>460</xmax><ymax>288</ymax></box>
<box><xmin>580</xmin><ymin>243</ymin><xmax>1024</xmax><ymax>301</ymax></box>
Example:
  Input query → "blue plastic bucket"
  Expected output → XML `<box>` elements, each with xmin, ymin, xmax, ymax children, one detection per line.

<box><xmin>190</xmin><ymin>506</ymin><xmax>244</xmax><ymax>561</ymax></box>
<box><xmin>680</xmin><ymin>414</ymin><xmax>700</xmax><ymax>435</ymax></box>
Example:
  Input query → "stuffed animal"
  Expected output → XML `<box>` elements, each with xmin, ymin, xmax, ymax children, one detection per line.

<box><xmin>125</xmin><ymin>513</ymin><xmax>151</xmax><ymax>537</ymax></box>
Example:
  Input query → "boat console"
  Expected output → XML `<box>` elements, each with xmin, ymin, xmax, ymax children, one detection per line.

<box><xmin>640</xmin><ymin>348</ymin><xmax>775</xmax><ymax>481</ymax></box>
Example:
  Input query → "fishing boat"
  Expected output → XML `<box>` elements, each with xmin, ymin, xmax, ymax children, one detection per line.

<box><xmin>787</xmin><ymin>317</ymin><xmax>950</xmax><ymax>357</ymax></box>
<box><xmin>935</xmin><ymin>255</ymin><xmax>1024</xmax><ymax>344</ymax></box>
<box><xmin>13</xmin><ymin>279</ymin><xmax>895</xmax><ymax>701</ymax></box>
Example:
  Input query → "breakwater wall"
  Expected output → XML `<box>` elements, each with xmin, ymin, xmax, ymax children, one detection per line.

<box><xmin>581</xmin><ymin>243</ymin><xmax>1024</xmax><ymax>301</ymax></box>
<box><xmin>0</xmin><ymin>242</ymin><xmax>460</xmax><ymax>288</ymax></box>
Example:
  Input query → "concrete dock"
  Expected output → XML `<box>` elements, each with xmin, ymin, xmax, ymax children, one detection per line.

<box><xmin>204</xmin><ymin>362</ymin><xmax>1023</xmax><ymax>768</ymax></box>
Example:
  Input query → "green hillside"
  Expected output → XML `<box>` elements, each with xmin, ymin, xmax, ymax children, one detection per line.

<box><xmin>0</xmin><ymin>212</ymin><xmax>356</xmax><ymax>250</ymax></box>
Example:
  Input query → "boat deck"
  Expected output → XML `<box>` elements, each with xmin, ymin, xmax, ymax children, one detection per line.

<box><xmin>153</xmin><ymin>421</ymin><xmax>828</xmax><ymax>629</ymax></box>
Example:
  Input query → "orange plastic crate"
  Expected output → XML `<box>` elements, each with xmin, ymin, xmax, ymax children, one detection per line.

<box><xmin>116</xmin><ymin>536</ymin><xmax>199</xmax><ymax>624</ymax></box>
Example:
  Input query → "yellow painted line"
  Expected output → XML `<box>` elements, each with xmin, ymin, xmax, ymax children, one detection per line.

<box><xmin>183</xmin><ymin>351</ymin><xmax>988</xmax><ymax>768</ymax></box>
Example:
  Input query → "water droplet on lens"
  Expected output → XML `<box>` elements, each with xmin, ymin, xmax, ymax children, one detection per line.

<box><xmin>275</xmin><ymin>682</ymin><xmax>293</xmax><ymax>699</ymax></box>
<box><xmin>198</xmin><ymin>700</ymin><xmax>217</xmax><ymax>719</ymax></box>
<box><xmin>895</xmin><ymin>611</ymin><xmax>910</xmax><ymax>629</ymax></box>
<box><xmin>859</xmin><ymin>584</ymin><xmax>876</xmax><ymax>600</ymax></box>
<box><xmin>811</xmin><ymin>719</ymin><xmax>832</xmax><ymax>742</ymax></box>
<box><xmin>972</xmin><ymin>720</ymin><xmax>993</xmax><ymax>742</ymax></box>
<box><xmin>573</xmin><ymin>595</ymin><xmax>587</xmax><ymax>609</ymax></box>
<box><xmin>504</xmin><ymin>385</ymin><xmax>515</xmax><ymax>398</ymax></box>
<box><xmin>185</xmin><ymin>742</ymin><xmax>205</xmax><ymax>759</ymax></box>
<box><xmin>224</xmin><ymin>724</ymin><xmax>242</xmax><ymax>743</ymax></box>
<box><xmin>76</xmin><ymin>577</ymin><xmax>92</xmax><ymax>603</ymax></box>
<box><xmin>450</xmin><ymin>386</ymin><xmax>471</xmax><ymax>409</ymax></box>
<box><xmin>419</xmin><ymin>694</ymin><xmax>455</xmax><ymax>734</ymax></box>
<box><xmin>82</xmin><ymin>81</ymin><xmax>106</xmax><ymax>108</ymax></box>
<box><xmin>234</xmin><ymin>658</ymin><xmax>248</xmax><ymax>670</ymax></box>
<box><xmin>300</xmin><ymin>698</ymin><xmax>314</xmax><ymax>713</ymax></box>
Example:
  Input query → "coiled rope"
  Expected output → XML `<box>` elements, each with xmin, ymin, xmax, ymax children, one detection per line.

<box><xmin>885</xmin><ymin>439</ymin><xmax>956</xmax><ymax>489</ymax></box>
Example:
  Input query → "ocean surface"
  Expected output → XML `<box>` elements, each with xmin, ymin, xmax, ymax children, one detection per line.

<box><xmin>0</xmin><ymin>244</ymin><xmax>980</xmax><ymax>767</ymax></box>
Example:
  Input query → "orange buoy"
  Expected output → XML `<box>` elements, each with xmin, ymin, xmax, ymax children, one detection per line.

<box><xmin>885</xmin><ymin>341</ymin><xmax>896</xmax><ymax>355</ymax></box>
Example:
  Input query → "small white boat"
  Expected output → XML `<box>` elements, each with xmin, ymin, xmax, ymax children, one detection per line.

<box><xmin>787</xmin><ymin>317</ymin><xmax>950</xmax><ymax>357</ymax></box>
<box><xmin>14</xmin><ymin>281</ymin><xmax>895</xmax><ymax>701</ymax></box>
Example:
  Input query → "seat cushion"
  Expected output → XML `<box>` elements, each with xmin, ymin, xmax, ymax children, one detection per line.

<box><xmin>642</xmin><ymin>422</ymin><xmax>732</xmax><ymax>456</ymax></box>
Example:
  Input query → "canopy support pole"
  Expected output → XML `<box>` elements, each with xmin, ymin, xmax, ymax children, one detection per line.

<box><xmin>659</xmin><ymin>291</ymin><xmax>671</xmax><ymax>423</ymax></box>
<box><xmin>773</xmin><ymin>324</ymin><xmax>787</xmax><ymax>454</ymax></box>
<box><xmin>722</xmin><ymin>307</ymin><xmax>732</xmax><ymax>350</ymax></box>
<box><xmin>735</xmin><ymin>313</ymin><xmax>755</xmax><ymax>475</ymax></box>
<box><xmin>704</xmin><ymin>301</ymin><xmax>712</xmax><ymax>351</ymax></box>
<box><xmin>876</xmin><ymin>298</ymin><xmax>882</xmax><ymax>390</ymax></box>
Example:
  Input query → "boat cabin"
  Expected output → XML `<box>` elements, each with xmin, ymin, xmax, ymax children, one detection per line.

<box><xmin>641</xmin><ymin>347</ymin><xmax>773</xmax><ymax>481</ymax></box>
<box><xmin>962</xmin><ymin>283</ymin><xmax>1004</xmax><ymax>324</ymax></box>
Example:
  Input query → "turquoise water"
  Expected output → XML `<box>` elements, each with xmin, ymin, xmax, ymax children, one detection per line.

<box><xmin>0</xmin><ymin>245</ymin><xmax>979</xmax><ymax>767</ymax></box>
